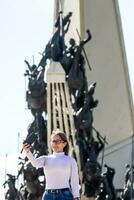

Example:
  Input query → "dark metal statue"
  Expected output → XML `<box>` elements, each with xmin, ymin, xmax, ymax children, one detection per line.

<box><xmin>3</xmin><ymin>174</ymin><xmax>20</xmax><ymax>200</ymax></box>
<box><xmin>83</xmin><ymin>159</ymin><xmax>101</xmax><ymax>197</ymax></box>
<box><xmin>96</xmin><ymin>164</ymin><xmax>116</xmax><ymax>200</ymax></box>
<box><xmin>24</xmin><ymin>60</ymin><xmax>39</xmax><ymax>79</ymax></box>
<box><xmin>38</xmin><ymin>11</ymin><xmax>72</xmax><ymax>67</ymax></box>
<box><xmin>87</xmin><ymin>131</ymin><xmax>104</xmax><ymax>163</ymax></box>
<box><xmin>67</xmin><ymin>29</ymin><xmax>91</xmax><ymax>105</ymax></box>
<box><xmin>60</xmin><ymin>38</ymin><xmax>76</xmax><ymax>75</ymax></box>
<box><xmin>74</xmin><ymin>82</ymin><xmax>98</xmax><ymax>137</ymax></box>
<box><xmin>20</xmin><ymin>58</ymin><xmax>48</xmax><ymax>199</ymax></box>
<box><xmin>23</xmin><ymin>111</ymin><xmax>48</xmax><ymax>154</ymax></box>
<box><xmin>18</xmin><ymin>160</ymin><xmax>45</xmax><ymax>200</ymax></box>
<box><xmin>25</xmin><ymin>67</ymin><xmax>47</xmax><ymax>113</ymax></box>
<box><xmin>2</xmin><ymin>9</ymin><xmax>112</xmax><ymax>200</ymax></box>
<box><xmin>81</xmin><ymin>130</ymin><xmax>105</xmax><ymax>198</ymax></box>
<box><xmin>121</xmin><ymin>164</ymin><xmax>134</xmax><ymax>200</ymax></box>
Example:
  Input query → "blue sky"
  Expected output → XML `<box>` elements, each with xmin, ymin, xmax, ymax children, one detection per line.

<box><xmin>0</xmin><ymin>0</ymin><xmax>134</xmax><ymax>199</ymax></box>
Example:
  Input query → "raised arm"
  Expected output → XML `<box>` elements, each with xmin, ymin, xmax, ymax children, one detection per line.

<box><xmin>23</xmin><ymin>143</ymin><xmax>46</xmax><ymax>168</ymax></box>
<box><xmin>80</xmin><ymin>29</ymin><xmax>92</xmax><ymax>46</ymax></box>
<box><xmin>24</xmin><ymin>60</ymin><xmax>32</xmax><ymax>72</ymax></box>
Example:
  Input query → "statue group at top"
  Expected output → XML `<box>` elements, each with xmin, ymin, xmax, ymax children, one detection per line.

<box><xmin>3</xmin><ymin>11</ymin><xmax>132</xmax><ymax>200</ymax></box>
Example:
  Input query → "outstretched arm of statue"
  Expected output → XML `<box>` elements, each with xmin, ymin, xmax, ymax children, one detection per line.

<box><xmin>81</xmin><ymin>29</ymin><xmax>92</xmax><ymax>46</ymax></box>
<box><xmin>24</xmin><ymin>60</ymin><xmax>32</xmax><ymax>72</ymax></box>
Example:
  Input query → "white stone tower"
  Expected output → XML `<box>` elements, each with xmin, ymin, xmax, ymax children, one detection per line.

<box><xmin>53</xmin><ymin>0</ymin><xmax>134</xmax><ymax>198</ymax></box>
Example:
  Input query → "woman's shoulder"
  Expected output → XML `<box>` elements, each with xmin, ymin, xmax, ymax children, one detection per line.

<box><xmin>67</xmin><ymin>155</ymin><xmax>77</xmax><ymax>163</ymax></box>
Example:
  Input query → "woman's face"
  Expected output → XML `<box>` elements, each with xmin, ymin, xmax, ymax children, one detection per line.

<box><xmin>51</xmin><ymin>134</ymin><xmax>67</xmax><ymax>153</ymax></box>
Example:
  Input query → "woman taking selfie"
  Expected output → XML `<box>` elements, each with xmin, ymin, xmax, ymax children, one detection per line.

<box><xmin>23</xmin><ymin>130</ymin><xmax>80</xmax><ymax>200</ymax></box>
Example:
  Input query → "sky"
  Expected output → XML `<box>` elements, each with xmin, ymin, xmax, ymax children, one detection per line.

<box><xmin>0</xmin><ymin>0</ymin><xmax>54</xmax><ymax>198</ymax></box>
<box><xmin>118</xmin><ymin>0</ymin><xmax>134</xmax><ymax>97</ymax></box>
<box><xmin>0</xmin><ymin>0</ymin><xmax>134</xmax><ymax>199</ymax></box>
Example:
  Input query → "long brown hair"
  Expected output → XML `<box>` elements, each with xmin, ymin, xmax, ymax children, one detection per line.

<box><xmin>51</xmin><ymin>130</ymin><xmax>70</xmax><ymax>155</ymax></box>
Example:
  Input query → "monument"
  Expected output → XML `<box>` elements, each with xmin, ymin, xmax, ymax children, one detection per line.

<box><xmin>3</xmin><ymin>1</ymin><xmax>134</xmax><ymax>200</ymax></box>
<box><xmin>54</xmin><ymin>0</ymin><xmax>134</xmax><ymax>199</ymax></box>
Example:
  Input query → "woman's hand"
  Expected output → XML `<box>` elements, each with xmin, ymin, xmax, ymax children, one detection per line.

<box><xmin>23</xmin><ymin>143</ymin><xmax>30</xmax><ymax>153</ymax></box>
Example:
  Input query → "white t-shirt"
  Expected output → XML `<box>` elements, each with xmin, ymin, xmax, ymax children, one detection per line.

<box><xmin>26</xmin><ymin>151</ymin><xmax>80</xmax><ymax>198</ymax></box>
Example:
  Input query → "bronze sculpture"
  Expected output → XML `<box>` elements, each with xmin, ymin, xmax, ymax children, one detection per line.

<box><xmin>3</xmin><ymin>9</ymin><xmax>120</xmax><ymax>200</ymax></box>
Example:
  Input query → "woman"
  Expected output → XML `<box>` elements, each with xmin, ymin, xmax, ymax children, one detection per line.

<box><xmin>23</xmin><ymin>130</ymin><xmax>80</xmax><ymax>200</ymax></box>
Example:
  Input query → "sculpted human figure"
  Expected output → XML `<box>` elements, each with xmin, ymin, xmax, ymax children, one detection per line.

<box><xmin>79</xmin><ymin>130</ymin><xmax>104</xmax><ymax>198</ymax></box>
<box><xmin>74</xmin><ymin>83</ymin><xmax>98</xmax><ymax>140</ymax></box>
<box><xmin>38</xmin><ymin>11</ymin><xmax>72</xmax><ymax>68</ymax></box>
<box><xmin>26</xmin><ymin>66</ymin><xmax>47</xmax><ymax>112</ymax></box>
<box><xmin>96</xmin><ymin>164</ymin><xmax>116</xmax><ymax>200</ymax></box>
<box><xmin>3</xmin><ymin>174</ymin><xmax>19</xmax><ymax>200</ymax></box>
<box><xmin>124</xmin><ymin>164</ymin><xmax>131</xmax><ymax>186</ymax></box>
<box><xmin>67</xmin><ymin>30</ymin><xmax>91</xmax><ymax>106</ymax></box>
<box><xmin>88</xmin><ymin>132</ymin><xmax>104</xmax><ymax>163</ymax></box>
<box><xmin>24</xmin><ymin>59</ymin><xmax>39</xmax><ymax>79</ymax></box>
<box><xmin>60</xmin><ymin>38</ymin><xmax>76</xmax><ymax>75</ymax></box>
<box><xmin>18</xmin><ymin>160</ymin><xmax>44</xmax><ymax>200</ymax></box>
<box><xmin>122</xmin><ymin>164</ymin><xmax>134</xmax><ymax>200</ymax></box>
<box><xmin>72</xmin><ymin>29</ymin><xmax>91</xmax><ymax>73</ymax></box>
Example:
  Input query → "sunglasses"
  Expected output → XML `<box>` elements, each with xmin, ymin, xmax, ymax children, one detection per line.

<box><xmin>51</xmin><ymin>140</ymin><xmax>64</xmax><ymax>144</ymax></box>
